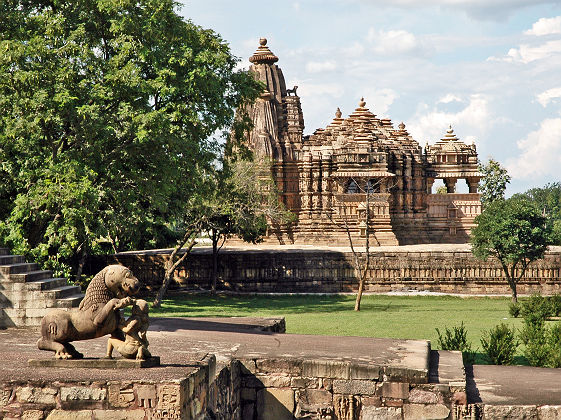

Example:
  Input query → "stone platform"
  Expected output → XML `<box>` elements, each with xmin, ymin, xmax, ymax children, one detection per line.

<box><xmin>28</xmin><ymin>356</ymin><xmax>161</xmax><ymax>369</ymax></box>
<box><xmin>2</xmin><ymin>317</ymin><xmax>561</xmax><ymax>419</ymax></box>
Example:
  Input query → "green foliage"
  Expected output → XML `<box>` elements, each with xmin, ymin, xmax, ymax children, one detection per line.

<box><xmin>520</xmin><ymin>321</ymin><xmax>549</xmax><ymax>367</ymax></box>
<box><xmin>435</xmin><ymin>322</ymin><xmax>472</xmax><ymax>352</ymax></box>
<box><xmin>549</xmin><ymin>294</ymin><xmax>561</xmax><ymax>316</ymax></box>
<box><xmin>478</xmin><ymin>158</ymin><xmax>511</xmax><ymax>208</ymax></box>
<box><xmin>520</xmin><ymin>293</ymin><xmax>552</xmax><ymax>324</ymax></box>
<box><xmin>480</xmin><ymin>323</ymin><xmax>517</xmax><ymax>365</ymax></box>
<box><xmin>514</xmin><ymin>182</ymin><xmax>561</xmax><ymax>245</ymax></box>
<box><xmin>471</xmin><ymin>197</ymin><xmax>553</xmax><ymax>302</ymax></box>
<box><xmin>508</xmin><ymin>302</ymin><xmax>521</xmax><ymax>318</ymax></box>
<box><xmin>547</xmin><ymin>322</ymin><xmax>561</xmax><ymax>368</ymax></box>
<box><xmin>0</xmin><ymin>0</ymin><xmax>261</xmax><ymax>278</ymax></box>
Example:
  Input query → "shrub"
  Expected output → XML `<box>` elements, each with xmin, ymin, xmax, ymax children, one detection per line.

<box><xmin>547</xmin><ymin>322</ymin><xmax>561</xmax><ymax>368</ymax></box>
<box><xmin>520</xmin><ymin>293</ymin><xmax>551</xmax><ymax>324</ymax></box>
<box><xmin>436</xmin><ymin>322</ymin><xmax>472</xmax><ymax>352</ymax></box>
<box><xmin>548</xmin><ymin>294</ymin><xmax>561</xmax><ymax>317</ymax></box>
<box><xmin>480</xmin><ymin>323</ymin><xmax>517</xmax><ymax>365</ymax></box>
<box><xmin>508</xmin><ymin>302</ymin><xmax>521</xmax><ymax>318</ymax></box>
<box><xmin>520</xmin><ymin>321</ymin><xmax>549</xmax><ymax>367</ymax></box>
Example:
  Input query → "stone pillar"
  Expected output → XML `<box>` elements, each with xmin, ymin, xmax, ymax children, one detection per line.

<box><xmin>466</xmin><ymin>178</ymin><xmax>479</xmax><ymax>193</ymax></box>
<box><xmin>444</xmin><ymin>178</ymin><xmax>457</xmax><ymax>193</ymax></box>
<box><xmin>426</xmin><ymin>178</ymin><xmax>435</xmax><ymax>194</ymax></box>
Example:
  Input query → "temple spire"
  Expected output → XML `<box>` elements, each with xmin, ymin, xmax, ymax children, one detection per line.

<box><xmin>249</xmin><ymin>38</ymin><xmax>279</xmax><ymax>64</ymax></box>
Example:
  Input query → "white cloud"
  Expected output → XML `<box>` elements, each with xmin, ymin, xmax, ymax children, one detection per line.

<box><xmin>536</xmin><ymin>87</ymin><xmax>561</xmax><ymax>107</ymax></box>
<box><xmin>491</xmin><ymin>40</ymin><xmax>561</xmax><ymax>63</ymax></box>
<box><xmin>297</xmin><ymin>83</ymin><xmax>345</xmax><ymax>98</ymax></box>
<box><xmin>406</xmin><ymin>94</ymin><xmax>491</xmax><ymax>144</ymax></box>
<box><xmin>438</xmin><ymin>94</ymin><xmax>463</xmax><ymax>104</ymax></box>
<box><xmin>292</xmin><ymin>2</ymin><xmax>301</xmax><ymax>12</ymax></box>
<box><xmin>525</xmin><ymin>16</ymin><xmax>561</xmax><ymax>36</ymax></box>
<box><xmin>305</xmin><ymin>60</ymin><xmax>337</xmax><ymax>73</ymax></box>
<box><xmin>507</xmin><ymin>118</ymin><xmax>561</xmax><ymax>179</ymax></box>
<box><xmin>357</xmin><ymin>89</ymin><xmax>399</xmax><ymax>117</ymax></box>
<box><xmin>367</xmin><ymin>28</ymin><xmax>419</xmax><ymax>55</ymax></box>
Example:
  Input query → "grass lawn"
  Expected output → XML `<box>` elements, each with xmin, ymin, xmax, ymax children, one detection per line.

<box><xmin>148</xmin><ymin>293</ymin><xmax>528</xmax><ymax>363</ymax></box>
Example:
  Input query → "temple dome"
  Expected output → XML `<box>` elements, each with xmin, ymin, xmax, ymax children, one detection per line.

<box><xmin>249</xmin><ymin>38</ymin><xmax>279</xmax><ymax>64</ymax></box>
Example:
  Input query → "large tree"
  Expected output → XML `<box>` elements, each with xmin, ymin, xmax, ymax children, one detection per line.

<box><xmin>514</xmin><ymin>182</ymin><xmax>561</xmax><ymax>245</ymax></box>
<box><xmin>0</xmin><ymin>0</ymin><xmax>261</xmax><ymax>279</ymax></box>
<box><xmin>478</xmin><ymin>158</ymin><xmax>511</xmax><ymax>208</ymax></box>
<box><xmin>471</xmin><ymin>197</ymin><xmax>553</xmax><ymax>303</ymax></box>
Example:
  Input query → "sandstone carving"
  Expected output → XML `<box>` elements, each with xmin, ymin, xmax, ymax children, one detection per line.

<box><xmin>37</xmin><ymin>265</ymin><xmax>140</xmax><ymax>359</ymax></box>
<box><xmin>106</xmin><ymin>298</ymin><xmax>151</xmax><ymax>360</ymax></box>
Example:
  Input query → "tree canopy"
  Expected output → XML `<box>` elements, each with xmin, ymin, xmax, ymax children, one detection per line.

<box><xmin>0</xmin><ymin>0</ymin><xmax>261</xmax><ymax>278</ymax></box>
<box><xmin>471</xmin><ymin>197</ymin><xmax>553</xmax><ymax>302</ymax></box>
<box><xmin>478</xmin><ymin>158</ymin><xmax>511</xmax><ymax>208</ymax></box>
<box><xmin>514</xmin><ymin>182</ymin><xmax>561</xmax><ymax>245</ymax></box>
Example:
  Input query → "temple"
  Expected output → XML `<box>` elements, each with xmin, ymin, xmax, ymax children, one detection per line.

<box><xmin>242</xmin><ymin>38</ymin><xmax>482</xmax><ymax>245</ymax></box>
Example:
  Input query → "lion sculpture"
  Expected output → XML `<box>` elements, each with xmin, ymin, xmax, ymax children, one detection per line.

<box><xmin>37</xmin><ymin>265</ymin><xmax>140</xmax><ymax>359</ymax></box>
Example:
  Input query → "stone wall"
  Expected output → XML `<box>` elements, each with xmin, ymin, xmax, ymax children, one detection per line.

<box><xmin>0</xmin><ymin>354</ymin><xmax>239</xmax><ymax>420</ymax></box>
<box><xmin>237</xmin><ymin>357</ymin><xmax>463</xmax><ymax>420</ymax></box>
<box><xmin>90</xmin><ymin>248</ymin><xmax>561</xmax><ymax>296</ymax></box>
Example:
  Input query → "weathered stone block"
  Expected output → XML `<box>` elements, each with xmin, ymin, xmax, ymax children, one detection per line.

<box><xmin>361</xmin><ymin>406</ymin><xmax>402</xmax><ymax>420</ymax></box>
<box><xmin>361</xmin><ymin>396</ymin><xmax>382</xmax><ymax>407</ymax></box>
<box><xmin>350</xmin><ymin>364</ymin><xmax>381</xmax><ymax>380</ymax></box>
<box><xmin>484</xmin><ymin>405</ymin><xmax>538</xmax><ymax>419</ymax></box>
<box><xmin>290</xmin><ymin>377</ymin><xmax>319</xmax><ymax>389</ymax></box>
<box><xmin>22</xmin><ymin>410</ymin><xmax>44</xmax><ymax>420</ymax></box>
<box><xmin>408</xmin><ymin>388</ymin><xmax>441</xmax><ymax>404</ymax></box>
<box><xmin>257</xmin><ymin>388</ymin><xmax>294</xmax><ymax>420</ymax></box>
<box><xmin>302</xmin><ymin>360</ymin><xmax>350</xmax><ymax>379</ymax></box>
<box><xmin>93</xmin><ymin>409</ymin><xmax>146</xmax><ymax>420</ymax></box>
<box><xmin>16</xmin><ymin>386</ymin><xmax>57</xmax><ymax>405</ymax></box>
<box><xmin>135</xmin><ymin>384</ymin><xmax>156</xmax><ymax>409</ymax></box>
<box><xmin>297</xmin><ymin>389</ymin><xmax>332</xmax><ymax>406</ymax></box>
<box><xmin>60</xmin><ymin>386</ymin><xmax>106</xmax><ymax>402</ymax></box>
<box><xmin>108</xmin><ymin>384</ymin><xmax>135</xmax><ymax>408</ymax></box>
<box><xmin>1</xmin><ymin>389</ymin><xmax>12</xmax><ymax>406</ymax></box>
<box><xmin>403</xmin><ymin>403</ymin><xmax>450</xmax><ymax>420</ymax></box>
<box><xmin>256</xmin><ymin>358</ymin><xmax>301</xmax><ymax>375</ymax></box>
<box><xmin>379</xmin><ymin>382</ymin><xmax>409</xmax><ymax>400</ymax></box>
<box><xmin>46</xmin><ymin>410</ymin><xmax>92</xmax><ymax>420</ymax></box>
<box><xmin>332</xmin><ymin>379</ymin><xmax>376</xmax><ymax>396</ymax></box>
<box><xmin>538</xmin><ymin>405</ymin><xmax>561</xmax><ymax>420</ymax></box>
<box><xmin>256</xmin><ymin>374</ymin><xmax>291</xmax><ymax>388</ymax></box>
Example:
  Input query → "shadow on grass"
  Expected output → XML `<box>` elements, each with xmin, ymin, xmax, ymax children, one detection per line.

<box><xmin>147</xmin><ymin>294</ymin><xmax>408</xmax><ymax>317</ymax></box>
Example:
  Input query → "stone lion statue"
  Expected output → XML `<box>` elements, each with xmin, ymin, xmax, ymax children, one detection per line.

<box><xmin>37</xmin><ymin>265</ymin><xmax>141</xmax><ymax>359</ymax></box>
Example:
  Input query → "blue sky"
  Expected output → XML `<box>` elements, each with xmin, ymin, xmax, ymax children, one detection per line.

<box><xmin>179</xmin><ymin>0</ymin><xmax>561</xmax><ymax>195</ymax></box>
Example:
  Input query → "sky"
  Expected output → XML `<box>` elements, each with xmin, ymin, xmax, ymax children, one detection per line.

<box><xmin>179</xmin><ymin>0</ymin><xmax>561</xmax><ymax>195</ymax></box>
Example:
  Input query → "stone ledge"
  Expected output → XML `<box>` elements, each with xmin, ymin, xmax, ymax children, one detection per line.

<box><xmin>27</xmin><ymin>356</ymin><xmax>160</xmax><ymax>369</ymax></box>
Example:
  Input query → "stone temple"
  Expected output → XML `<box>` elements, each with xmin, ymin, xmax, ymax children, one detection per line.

<box><xmin>242</xmin><ymin>38</ymin><xmax>482</xmax><ymax>245</ymax></box>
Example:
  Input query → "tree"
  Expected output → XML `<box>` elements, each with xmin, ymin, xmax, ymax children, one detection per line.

<box><xmin>478</xmin><ymin>158</ymin><xmax>511</xmax><ymax>208</ymax></box>
<box><xmin>0</xmin><ymin>0</ymin><xmax>261</xmax><ymax>280</ymax></box>
<box><xmin>328</xmin><ymin>177</ymin><xmax>392</xmax><ymax>311</ymax></box>
<box><xmin>514</xmin><ymin>182</ymin><xmax>561</xmax><ymax>245</ymax></box>
<box><xmin>471</xmin><ymin>197</ymin><xmax>553</xmax><ymax>303</ymax></box>
<box><xmin>152</xmin><ymin>158</ymin><xmax>292</xmax><ymax>307</ymax></box>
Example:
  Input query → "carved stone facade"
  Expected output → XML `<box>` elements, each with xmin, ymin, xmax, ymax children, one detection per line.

<box><xmin>243</xmin><ymin>38</ymin><xmax>482</xmax><ymax>245</ymax></box>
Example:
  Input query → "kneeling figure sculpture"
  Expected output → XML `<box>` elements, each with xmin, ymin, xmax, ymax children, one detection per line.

<box><xmin>37</xmin><ymin>265</ymin><xmax>140</xmax><ymax>359</ymax></box>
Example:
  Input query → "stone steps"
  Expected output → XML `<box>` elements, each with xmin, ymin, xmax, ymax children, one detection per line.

<box><xmin>0</xmin><ymin>251</ymin><xmax>84</xmax><ymax>327</ymax></box>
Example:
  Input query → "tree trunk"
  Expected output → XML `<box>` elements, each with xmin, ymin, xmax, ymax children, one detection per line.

<box><xmin>355</xmin><ymin>271</ymin><xmax>365</xmax><ymax>311</ymax></box>
<box><xmin>153</xmin><ymin>259</ymin><xmax>174</xmax><ymax>308</ymax></box>
<box><xmin>355</xmin><ymin>189</ymin><xmax>370</xmax><ymax>311</ymax></box>
<box><xmin>211</xmin><ymin>230</ymin><xmax>219</xmax><ymax>294</ymax></box>
<box><xmin>75</xmin><ymin>245</ymin><xmax>87</xmax><ymax>287</ymax></box>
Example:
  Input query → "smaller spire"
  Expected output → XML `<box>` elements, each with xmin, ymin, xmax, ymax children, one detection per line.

<box><xmin>335</xmin><ymin>107</ymin><xmax>342</xmax><ymax>119</ymax></box>
<box><xmin>249</xmin><ymin>37</ymin><xmax>279</xmax><ymax>64</ymax></box>
<box><xmin>359</xmin><ymin>97</ymin><xmax>366</xmax><ymax>108</ymax></box>
<box><xmin>398</xmin><ymin>122</ymin><xmax>406</xmax><ymax>131</ymax></box>
<box><xmin>442</xmin><ymin>124</ymin><xmax>459</xmax><ymax>141</ymax></box>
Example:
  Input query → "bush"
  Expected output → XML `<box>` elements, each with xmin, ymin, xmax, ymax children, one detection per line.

<box><xmin>520</xmin><ymin>293</ymin><xmax>551</xmax><ymax>324</ymax></box>
<box><xmin>436</xmin><ymin>322</ymin><xmax>472</xmax><ymax>352</ymax></box>
<box><xmin>481</xmin><ymin>323</ymin><xmax>517</xmax><ymax>365</ymax></box>
<box><xmin>549</xmin><ymin>294</ymin><xmax>561</xmax><ymax>317</ymax></box>
<box><xmin>548</xmin><ymin>322</ymin><xmax>561</xmax><ymax>368</ymax></box>
<box><xmin>508</xmin><ymin>302</ymin><xmax>521</xmax><ymax>318</ymax></box>
<box><xmin>520</xmin><ymin>321</ymin><xmax>550</xmax><ymax>367</ymax></box>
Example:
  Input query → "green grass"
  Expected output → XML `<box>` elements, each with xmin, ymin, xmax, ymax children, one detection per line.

<box><xmin>148</xmin><ymin>293</ymin><xmax>527</xmax><ymax>363</ymax></box>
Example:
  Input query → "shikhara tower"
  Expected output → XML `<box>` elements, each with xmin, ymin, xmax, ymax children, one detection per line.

<box><xmin>243</xmin><ymin>38</ymin><xmax>481</xmax><ymax>245</ymax></box>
